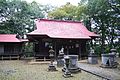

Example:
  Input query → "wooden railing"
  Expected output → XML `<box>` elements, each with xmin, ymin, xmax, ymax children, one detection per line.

<box><xmin>0</xmin><ymin>52</ymin><xmax>21</xmax><ymax>60</ymax></box>
<box><xmin>34</xmin><ymin>52</ymin><xmax>50</xmax><ymax>61</ymax></box>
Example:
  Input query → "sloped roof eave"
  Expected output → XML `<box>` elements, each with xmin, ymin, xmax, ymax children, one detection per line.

<box><xmin>0</xmin><ymin>34</ymin><xmax>28</xmax><ymax>42</ymax></box>
<box><xmin>27</xmin><ymin>19</ymin><xmax>99</xmax><ymax>39</ymax></box>
<box><xmin>27</xmin><ymin>33</ymin><xmax>91</xmax><ymax>39</ymax></box>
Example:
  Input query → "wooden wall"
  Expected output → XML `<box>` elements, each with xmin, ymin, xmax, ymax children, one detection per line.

<box><xmin>33</xmin><ymin>38</ymin><xmax>88</xmax><ymax>59</ymax></box>
<box><xmin>0</xmin><ymin>43</ymin><xmax>23</xmax><ymax>55</ymax></box>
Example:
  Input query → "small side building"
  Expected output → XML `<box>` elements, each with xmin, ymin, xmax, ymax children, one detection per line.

<box><xmin>27</xmin><ymin>19</ymin><xmax>99</xmax><ymax>60</ymax></box>
<box><xmin>0</xmin><ymin>34</ymin><xmax>28</xmax><ymax>60</ymax></box>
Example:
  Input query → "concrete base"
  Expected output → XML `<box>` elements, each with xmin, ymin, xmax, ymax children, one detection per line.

<box><xmin>100</xmin><ymin>64</ymin><xmax>117</xmax><ymax>68</ymax></box>
<box><xmin>63</xmin><ymin>70</ymin><xmax>73</xmax><ymax>78</ymax></box>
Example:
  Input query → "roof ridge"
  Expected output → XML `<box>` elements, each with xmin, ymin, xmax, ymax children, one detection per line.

<box><xmin>0</xmin><ymin>34</ymin><xmax>16</xmax><ymax>35</ymax></box>
<box><xmin>36</xmin><ymin>18</ymin><xmax>82</xmax><ymax>23</ymax></box>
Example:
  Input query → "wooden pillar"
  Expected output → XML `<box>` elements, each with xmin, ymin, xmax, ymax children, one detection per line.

<box><xmin>84</xmin><ymin>41</ymin><xmax>87</xmax><ymax>59</ymax></box>
<box><xmin>78</xmin><ymin>42</ymin><xmax>81</xmax><ymax>60</ymax></box>
<box><xmin>33</xmin><ymin>42</ymin><xmax>35</xmax><ymax>57</ymax></box>
<box><xmin>54</xmin><ymin>41</ymin><xmax>57</xmax><ymax>59</ymax></box>
<box><xmin>2</xmin><ymin>56</ymin><xmax>3</xmax><ymax>60</ymax></box>
<box><xmin>66</xmin><ymin>46</ymin><xmax>69</xmax><ymax>55</ymax></box>
<box><xmin>32</xmin><ymin>41</ymin><xmax>36</xmax><ymax>61</ymax></box>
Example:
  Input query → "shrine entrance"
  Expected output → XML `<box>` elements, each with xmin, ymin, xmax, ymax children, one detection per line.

<box><xmin>53</xmin><ymin>39</ymin><xmax>87</xmax><ymax>60</ymax></box>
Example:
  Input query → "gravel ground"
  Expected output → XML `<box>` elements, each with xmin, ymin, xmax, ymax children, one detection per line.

<box><xmin>0</xmin><ymin>60</ymin><xmax>103</xmax><ymax>80</ymax></box>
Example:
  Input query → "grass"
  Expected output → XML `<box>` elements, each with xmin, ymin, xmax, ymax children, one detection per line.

<box><xmin>0</xmin><ymin>60</ymin><xmax>103</xmax><ymax>80</ymax></box>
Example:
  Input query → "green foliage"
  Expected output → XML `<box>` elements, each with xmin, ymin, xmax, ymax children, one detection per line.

<box><xmin>48</xmin><ymin>9</ymin><xmax>67</xmax><ymax>20</ymax></box>
<box><xmin>86</xmin><ymin>0</ymin><xmax>119</xmax><ymax>54</ymax></box>
<box><xmin>24</xmin><ymin>42</ymin><xmax>34</xmax><ymax>57</ymax></box>
<box><xmin>48</xmin><ymin>2</ymin><xmax>77</xmax><ymax>20</ymax></box>
<box><xmin>29</xmin><ymin>1</ymin><xmax>44</xmax><ymax>18</ymax></box>
<box><xmin>0</xmin><ymin>0</ymin><xmax>46</xmax><ymax>37</ymax></box>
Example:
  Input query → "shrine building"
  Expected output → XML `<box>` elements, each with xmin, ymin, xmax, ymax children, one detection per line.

<box><xmin>27</xmin><ymin>19</ymin><xmax>99</xmax><ymax>60</ymax></box>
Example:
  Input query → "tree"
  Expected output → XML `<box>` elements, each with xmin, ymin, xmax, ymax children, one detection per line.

<box><xmin>0</xmin><ymin>0</ymin><xmax>45</xmax><ymax>37</ymax></box>
<box><xmin>48</xmin><ymin>2</ymin><xmax>77</xmax><ymax>20</ymax></box>
<box><xmin>77</xmin><ymin>0</ymin><xmax>120</xmax><ymax>54</ymax></box>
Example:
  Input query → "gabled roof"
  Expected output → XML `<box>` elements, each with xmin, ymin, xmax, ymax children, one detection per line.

<box><xmin>28</xmin><ymin>19</ymin><xmax>99</xmax><ymax>39</ymax></box>
<box><xmin>0</xmin><ymin>34</ymin><xmax>28</xmax><ymax>42</ymax></box>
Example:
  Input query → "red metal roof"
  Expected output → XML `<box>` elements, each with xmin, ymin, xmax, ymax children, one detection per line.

<box><xmin>0</xmin><ymin>34</ymin><xmax>28</xmax><ymax>42</ymax></box>
<box><xmin>28</xmin><ymin>19</ymin><xmax>99</xmax><ymax>39</ymax></box>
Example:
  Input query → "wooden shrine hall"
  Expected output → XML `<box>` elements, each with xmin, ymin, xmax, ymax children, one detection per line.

<box><xmin>27</xmin><ymin>19</ymin><xmax>99</xmax><ymax>60</ymax></box>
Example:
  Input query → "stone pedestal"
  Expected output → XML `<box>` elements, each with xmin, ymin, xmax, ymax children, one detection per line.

<box><xmin>63</xmin><ymin>70</ymin><xmax>72</xmax><ymax>78</ymax></box>
<box><xmin>88</xmin><ymin>55</ymin><xmax>98</xmax><ymax>64</ymax></box>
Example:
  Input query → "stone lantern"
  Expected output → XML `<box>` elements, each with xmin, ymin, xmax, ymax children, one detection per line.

<box><xmin>63</xmin><ymin>56</ymin><xmax>72</xmax><ymax>78</ymax></box>
<box><xmin>62</xmin><ymin>55</ymin><xmax>80</xmax><ymax>73</ymax></box>
<box><xmin>48</xmin><ymin>47</ymin><xmax>57</xmax><ymax>71</ymax></box>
